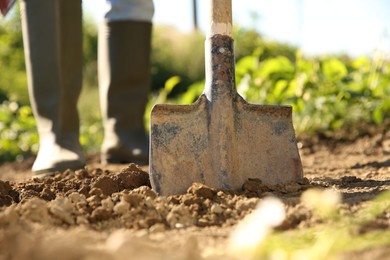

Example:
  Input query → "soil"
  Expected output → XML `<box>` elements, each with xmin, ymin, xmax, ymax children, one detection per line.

<box><xmin>0</xmin><ymin>129</ymin><xmax>389</xmax><ymax>260</ymax></box>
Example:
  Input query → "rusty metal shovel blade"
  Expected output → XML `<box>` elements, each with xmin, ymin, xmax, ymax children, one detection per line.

<box><xmin>149</xmin><ymin>0</ymin><xmax>303</xmax><ymax>195</ymax></box>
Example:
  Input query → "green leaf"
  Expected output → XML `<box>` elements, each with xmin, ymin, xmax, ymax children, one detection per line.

<box><xmin>164</xmin><ymin>76</ymin><xmax>181</xmax><ymax>94</ymax></box>
<box><xmin>178</xmin><ymin>81</ymin><xmax>204</xmax><ymax>104</ymax></box>
<box><xmin>272</xmin><ymin>80</ymin><xmax>288</xmax><ymax>102</ymax></box>
<box><xmin>258</xmin><ymin>56</ymin><xmax>294</xmax><ymax>81</ymax></box>
<box><xmin>236</xmin><ymin>55</ymin><xmax>258</xmax><ymax>77</ymax></box>
<box><xmin>351</xmin><ymin>56</ymin><xmax>370</xmax><ymax>71</ymax></box>
<box><xmin>322</xmin><ymin>58</ymin><xmax>348</xmax><ymax>81</ymax></box>
<box><xmin>373</xmin><ymin>107</ymin><xmax>384</xmax><ymax>124</ymax></box>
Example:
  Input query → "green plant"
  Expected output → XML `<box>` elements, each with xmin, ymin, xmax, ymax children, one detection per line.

<box><xmin>0</xmin><ymin>101</ymin><xmax>38</xmax><ymax>162</ymax></box>
<box><xmin>234</xmin><ymin>50</ymin><xmax>390</xmax><ymax>134</ymax></box>
<box><xmin>264</xmin><ymin>190</ymin><xmax>390</xmax><ymax>259</ymax></box>
<box><xmin>0</xmin><ymin>93</ymin><xmax>104</xmax><ymax>162</ymax></box>
<box><xmin>144</xmin><ymin>76</ymin><xmax>182</xmax><ymax>132</ymax></box>
<box><xmin>0</xmin><ymin>9</ymin><xmax>29</xmax><ymax>105</ymax></box>
<box><xmin>228</xmin><ymin>189</ymin><xmax>390</xmax><ymax>259</ymax></box>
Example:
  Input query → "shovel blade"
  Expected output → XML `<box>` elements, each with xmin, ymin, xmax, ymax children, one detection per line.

<box><xmin>150</xmin><ymin>96</ymin><xmax>210</xmax><ymax>195</ymax></box>
<box><xmin>235</xmin><ymin>97</ymin><xmax>303</xmax><ymax>185</ymax></box>
<box><xmin>150</xmin><ymin>95</ymin><xmax>303</xmax><ymax>195</ymax></box>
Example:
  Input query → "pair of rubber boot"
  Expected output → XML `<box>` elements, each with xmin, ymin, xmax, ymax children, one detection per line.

<box><xmin>20</xmin><ymin>0</ymin><xmax>151</xmax><ymax>177</ymax></box>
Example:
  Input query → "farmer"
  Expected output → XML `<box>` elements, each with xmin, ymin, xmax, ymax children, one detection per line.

<box><xmin>20</xmin><ymin>0</ymin><xmax>154</xmax><ymax>177</ymax></box>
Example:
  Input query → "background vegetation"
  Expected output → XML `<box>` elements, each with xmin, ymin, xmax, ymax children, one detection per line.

<box><xmin>0</xmin><ymin>8</ymin><xmax>389</xmax><ymax>162</ymax></box>
<box><xmin>1</xmin><ymin>7</ymin><xmax>390</xmax><ymax>259</ymax></box>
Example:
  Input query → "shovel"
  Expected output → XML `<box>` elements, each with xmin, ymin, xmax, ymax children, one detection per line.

<box><xmin>150</xmin><ymin>0</ymin><xmax>303</xmax><ymax>195</ymax></box>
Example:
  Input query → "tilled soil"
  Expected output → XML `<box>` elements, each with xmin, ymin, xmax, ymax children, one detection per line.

<box><xmin>0</xmin><ymin>131</ymin><xmax>390</xmax><ymax>260</ymax></box>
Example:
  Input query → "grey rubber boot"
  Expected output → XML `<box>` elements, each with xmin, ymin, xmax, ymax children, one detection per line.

<box><xmin>20</xmin><ymin>0</ymin><xmax>85</xmax><ymax>177</ymax></box>
<box><xmin>99</xmin><ymin>21</ymin><xmax>152</xmax><ymax>164</ymax></box>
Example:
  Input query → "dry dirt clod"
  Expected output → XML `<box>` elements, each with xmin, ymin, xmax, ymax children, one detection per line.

<box><xmin>40</xmin><ymin>187</ymin><xmax>55</xmax><ymax>201</ymax></box>
<box><xmin>132</xmin><ymin>186</ymin><xmax>157</xmax><ymax>199</ymax></box>
<box><xmin>89</xmin><ymin>187</ymin><xmax>103</xmax><ymax>196</ymax></box>
<box><xmin>68</xmin><ymin>192</ymin><xmax>85</xmax><ymax>204</ymax></box>
<box><xmin>242</xmin><ymin>178</ymin><xmax>270</xmax><ymax>193</ymax></box>
<box><xmin>187</xmin><ymin>183</ymin><xmax>216</xmax><ymax>199</ymax></box>
<box><xmin>235</xmin><ymin>198</ymin><xmax>259</xmax><ymax>213</ymax></box>
<box><xmin>75</xmin><ymin>169</ymin><xmax>90</xmax><ymax>179</ymax></box>
<box><xmin>91</xmin><ymin>206</ymin><xmax>112</xmax><ymax>222</ymax></box>
<box><xmin>92</xmin><ymin>176</ymin><xmax>119</xmax><ymax>196</ymax></box>
<box><xmin>87</xmin><ymin>195</ymin><xmax>102</xmax><ymax>208</ymax></box>
<box><xmin>0</xmin><ymin>195</ymin><xmax>13</xmax><ymax>207</ymax></box>
<box><xmin>0</xmin><ymin>205</ymin><xmax>19</xmax><ymax>226</ymax></box>
<box><xmin>113</xmin><ymin>200</ymin><xmax>130</xmax><ymax>215</ymax></box>
<box><xmin>283</xmin><ymin>182</ymin><xmax>302</xmax><ymax>193</ymax></box>
<box><xmin>49</xmin><ymin>197</ymin><xmax>76</xmax><ymax>225</ymax></box>
<box><xmin>117</xmin><ymin>163</ymin><xmax>151</xmax><ymax>189</ymax></box>
<box><xmin>122</xmin><ymin>193</ymin><xmax>143</xmax><ymax>207</ymax></box>
<box><xmin>211</xmin><ymin>204</ymin><xmax>224</xmax><ymax>214</ymax></box>
<box><xmin>341</xmin><ymin>176</ymin><xmax>363</xmax><ymax>183</ymax></box>
<box><xmin>149</xmin><ymin>223</ymin><xmax>166</xmax><ymax>233</ymax></box>
<box><xmin>166</xmin><ymin>204</ymin><xmax>196</xmax><ymax>228</ymax></box>
<box><xmin>20</xmin><ymin>197</ymin><xmax>50</xmax><ymax>223</ymax></box>
<box><xmin>0</xmin><ymin>180</ymin><xmax>13</xmax><ymax>195</ymax></box>
<box><xmin>101</xmin><ymin>197</ymin><xmax>114</xmax><ymax>211</ymax></box>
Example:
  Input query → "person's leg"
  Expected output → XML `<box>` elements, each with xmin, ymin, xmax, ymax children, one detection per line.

<box><xmin>20</xmin><ymin>0</ymin><xmax>84</xmax><ymax>176</ymax></box>
<box><xmin>99</xmin><ymin>0</ymin><xmax>154</xmax><ymax>164</ymax></box>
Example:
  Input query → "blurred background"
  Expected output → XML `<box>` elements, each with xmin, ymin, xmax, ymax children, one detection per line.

<box><xmin>0</xmin><ymin>0</ymin><xmax>389</xmax><ymax>162</ymax></box>
<box><xmin>85</xmin><ymin>0</ymin><xmax>390</xmax><ymax>57</ymax></box>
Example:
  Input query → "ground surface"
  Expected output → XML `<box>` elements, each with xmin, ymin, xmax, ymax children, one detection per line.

<box><xmin>0</xmin><ymin>129</ymin><xmax>389</xmax><ymax>259</ymax></box>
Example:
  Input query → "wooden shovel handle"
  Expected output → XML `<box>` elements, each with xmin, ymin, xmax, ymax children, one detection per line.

<box><xmin>209</xmin><ymin>0</ymin><xmax>232</xmax><ymax>37</ymax></box>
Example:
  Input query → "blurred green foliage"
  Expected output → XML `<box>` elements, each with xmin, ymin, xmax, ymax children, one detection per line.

<box><xmin>0</xmin><ymin>10</ymin><xmax>28</xmax><ymax>104</ymax></box>
<box><xmin>254</xmin><ymin>189</ymin><xmax>390</xmax><ymax>259</ymax></box>
<box><xmin>82</xmin><ymin>15</ymin><xmax>99</xmax><ymax>90</ymax></box>
<box><xmin>0</xmin><ymin>8</ymin><xmax>389</xmax><ymax>162</ymax></box>
<box><xmin>0</xmin><ymin>101</ymin><xmax>38</xmax><ymax>162</ymax></box>
<box><xmin>236</xmin><ymin>50</ymin><xmax>390</xmax><ymax>133</ymax></box>
<box><xmin>178</xmin><ymin>49</ymin><xmax>390</xmax><ymax>134</ymax></box>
